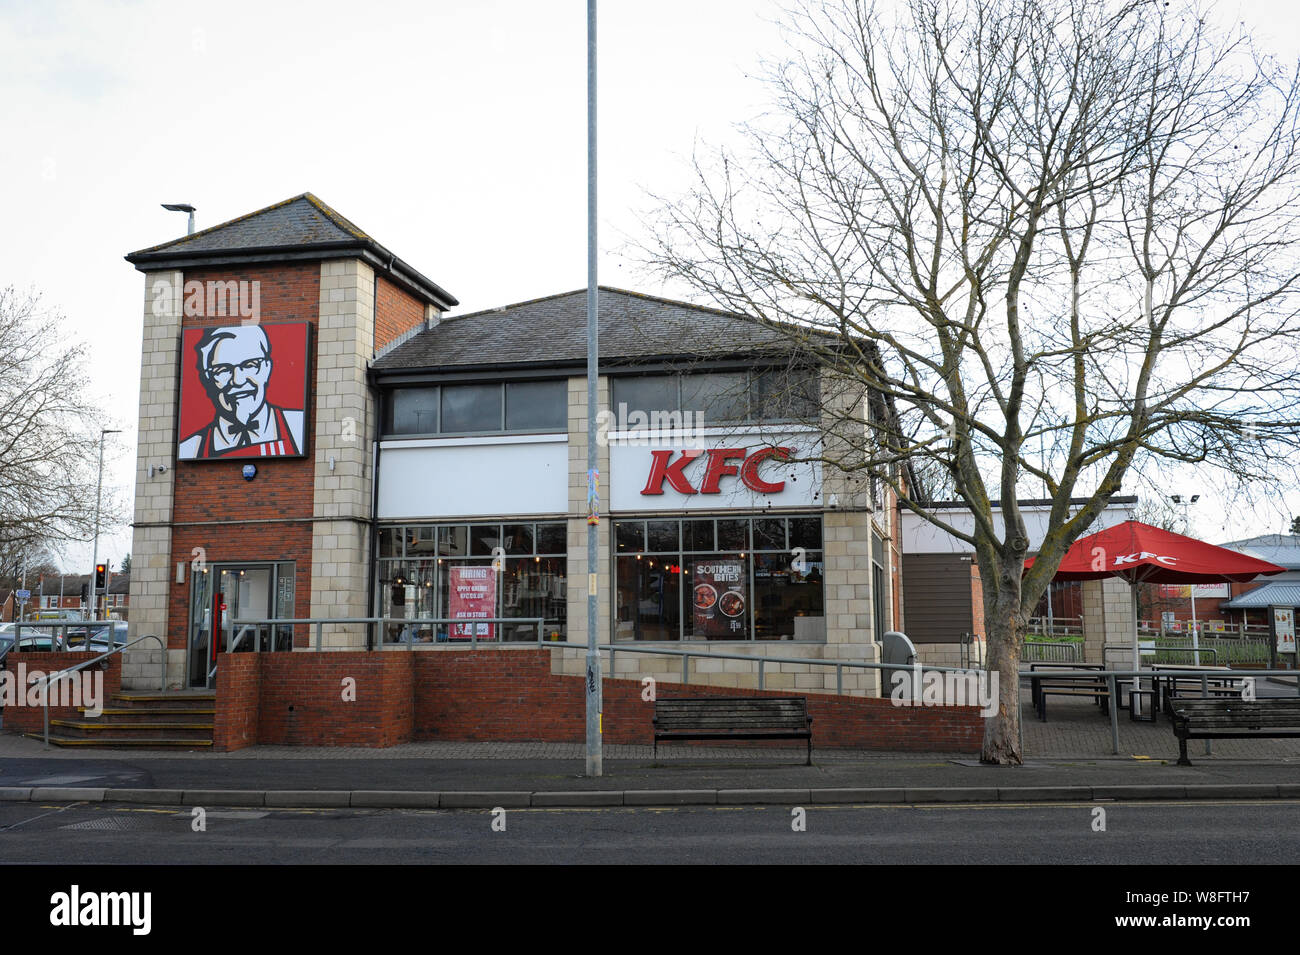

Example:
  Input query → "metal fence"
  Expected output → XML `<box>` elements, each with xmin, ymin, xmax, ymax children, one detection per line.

<box><xmin>1022</xmin><ymin>641</ymin><xmax>1081</xmax><ymax>663</ymax></box>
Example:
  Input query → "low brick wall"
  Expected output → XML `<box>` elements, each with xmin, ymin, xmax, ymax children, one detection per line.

<box><xmin>212</xmin><ymin>653</ymin><xmax>261</xmax><ymax>751</ymax></box>
<box><xmin>213</xmin><ymin>648</ymin><xmax>982</xmax><ymax>753</ymax></box>
<box><xmin>214</xmin><ymin>652</ymin><xmax>414</xmax><ymax>751</ymax></box>
<box><xmin>1</xmin><ymin>651</ymin><xmax>122</xmax><ymax>736</ymax></box>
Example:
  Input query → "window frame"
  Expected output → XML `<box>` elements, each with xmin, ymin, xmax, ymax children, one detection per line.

<box><xmin>610</xmin><ymin>366</ymin><xmax>820</xmax><ymax>428</ymax></box>
<box><xmin>382</xmin><ymin>379</ymin><xmax>568</xmax><ymax>439</ymax></box>
<box><xmin>611</xmin><ymin>513</ymin><xmax>826</xmax><ymax>643</ymax></box>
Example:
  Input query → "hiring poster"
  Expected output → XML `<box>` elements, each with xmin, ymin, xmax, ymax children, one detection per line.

<box><xmin>449</xmin><ymin>566</ymin><xmax>496</xmax><ymax>640</ymax></box>
<box><xmin>692</xmin><ymin>559</ymin><xmax>748</xmax><ymax>637</ymax></box>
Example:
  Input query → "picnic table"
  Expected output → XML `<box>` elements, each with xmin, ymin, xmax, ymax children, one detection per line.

<box><xmin>1024</xmin><ymin>663</ymin><xmax>1110</xmax><ymax>721</ymax></box>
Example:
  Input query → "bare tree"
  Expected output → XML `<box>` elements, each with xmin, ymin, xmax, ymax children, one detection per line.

<box><xmin>639</xmin><ymin>0</ymin><xmax>1300</xmax><ymax>762</ymax></box>
<box><xmin>0</xmin><ymin>287</ymin><xmax>118</xmax><ymax>558</ymax></box>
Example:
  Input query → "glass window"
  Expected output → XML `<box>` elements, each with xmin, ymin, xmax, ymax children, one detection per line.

<box><xmin>612</xmin><ymin>376</ymin><xmax>677</xmax><ymax>420</ymax></box>
<box><xmin>387</xmin><ymin>387</ymin><xmax>439</xmax><ymax>435</ymax></box>
<box><xmin>873</xmin><ymin>562</ymin><xmax>887</xmax><ymax>638</ymax></box>
<box><xmin>441</xmin><ymin>383</ymin><xmax>502</xmax><ymax>433</ymax></box>
<box><xmin>380</xmin><ymin>522</ymin><xmax>567</xmax><ymax>645</ymax></box>
<box><xmin>717</xmin><ymin>519</ymin><xmax>748</xmax><ymax>552</ymax></box>
<box><xmin>647</xmin><ymin>521</ymin><xmax>679</xmax><ymax>553</ymax></box>
<box><xmin>439</xmin><ymin>525</ymin><xmax>468</xmax><ymax>558</ymax></box>
<box><xmin>615</xmin><ymin>555</ymin><xmax>681</xmax><ymax>641</ymax></box>
<box><xmin>683</xmin><ymin>520</ymin><xmax>714</xmax><ymax>552</ymax></box>
<box><xmin>505</xmin><ymin>380</ymin><xmax>566</xmax><ymax>431</ymax></box>
<box><xmin>614</xmin><ymin>515</ymin><xmax>825</xmax><ymax>642</ymax></box>
<box><xmin>469</xmin><ymin>524</ymin><xmax>502</xmax><ymax>557</ymax></box>
<box><xmin>406</xmin><ymin>526</ymin><xmax>439</xmax><ymax>555</ymax></box>
<box><xmin>752</xmin><ymin>518</ymin><xmax>787</xmax><ymax>552</ymax></box>
<box><xmin>754</xmin><ymin>368</ymin><xmax>819</xmax><ymax>421</ymax></box>
<box><xmin>536</xmin><ymin>522</ymin><xmax>566</xmax><ymax>555</ymax></box>
<box><xmin>502</xmin><ymin>524</ymin><xmax>534</xmax><ymax>556</ymax></box>
<box><xmin>501</xmin><ymin>555</ymin><xmax>567</xmax><ymax>642</ymax></box>
<box><xmin>681</xmin><ymin>372</ymin><xmax>749</xmax><ymax>424</ymax></box>
<box><xmin>615</xmin><ymin>521</ymin><xmax>645</xmax><ymax>554</ymax></box>
<box><xmin>755</xmin><ymin>552</ymin><xmax>824</xmax><ymax>641</ymax></box>
<box><xmin>378</xmin><ymin>527</ymin><xmax>401</xmax><ymax>559</ymax></box>
<box><xmin>790</xmin><ymin>516</ymin><xmax>822</xmax><ymax>550</ymax></box>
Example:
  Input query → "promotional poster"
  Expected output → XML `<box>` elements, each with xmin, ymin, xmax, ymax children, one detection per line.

<box><xmin>691</xmin><ymin>558</ymin><xmax>748</xmax><ymax>638</ymax></box>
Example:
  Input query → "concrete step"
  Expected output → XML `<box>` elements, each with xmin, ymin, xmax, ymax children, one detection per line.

<box><xmin>50</xmin><ymin>720</ymin><xmax>214</xmax><ymax>741</ymax></box>
<box><xmin>25</xmin><ymin>733</ymin><xmax>213</xmax><ymax>749</ymax></box>
<box><xmin>109</xmin><ymin>692</ymin><xmax>217</xmax><ymax>712</ymax></box>
<box><xmin>78</xmin><ymin>707</ymin><xmax>215</xmax><ymax>723</ymax></box>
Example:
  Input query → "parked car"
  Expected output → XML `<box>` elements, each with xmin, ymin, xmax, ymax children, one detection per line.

<box><xmin>62</xmin><ymin>622</ymin><xmax>127</xmax><ymax>650</ymax></box>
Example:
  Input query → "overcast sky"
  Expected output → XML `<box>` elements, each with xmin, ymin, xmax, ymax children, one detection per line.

<box><xmin>2</xmin><ymin>0</ymin><xmax>1298</xmax><ymax>574</ymax></box>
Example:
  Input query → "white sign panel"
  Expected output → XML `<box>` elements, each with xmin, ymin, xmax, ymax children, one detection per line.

<box><xmin>609</xmin><ymin>429</ymin><xmax>822</xmax><ymax>512</ymax></box>
<box><xmin>378</xmin><ymin>434</ymin><xmax>568</xmax><ymax>520</ymax></box>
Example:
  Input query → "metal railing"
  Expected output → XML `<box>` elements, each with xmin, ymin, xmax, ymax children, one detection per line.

<box><xmin>224</xmin><ymin>617</ymin><xmax>989</xmax><ymax>697</ymax></box>
<box><xmin>228</xmin><ymin>617</ymin><xmax>550</xmax><ymax>653</ymax></box>
<box><xmin>2</xmin><ymin>619</ymin><xmax>127</xmax><ymax>659</ymax></box>
<box><xmin>18</xmin><ymin>635</ymin><xmax>166</xmax><ymax>747</ymax></box>
<box><xmin>1022</xmin><ymin>641</ymin><xmax>1082</xmax><ymax>663</ymax></box>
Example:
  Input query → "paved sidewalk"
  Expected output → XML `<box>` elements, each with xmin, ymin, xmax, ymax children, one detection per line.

<box><xmin>1</xmin><ymin>690</ymin><xmax>1296</xmax><ymax>808</ymax></box>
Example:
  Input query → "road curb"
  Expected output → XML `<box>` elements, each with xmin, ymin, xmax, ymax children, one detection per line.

<box><xmin>8</xmin><ymin>784</ymin><xmax>1297</xmax><ymax>811</ymax></box>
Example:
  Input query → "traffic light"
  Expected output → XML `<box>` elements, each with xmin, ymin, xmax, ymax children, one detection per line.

<box><xmin>94</xmin><ymin>563</ymin><xmax>107</xmax><ymax>590</ymax></box>
<box><xmin>80</xmin><ymin>583</ymin><xmax>89</xmax><ymax>602</ymax></box>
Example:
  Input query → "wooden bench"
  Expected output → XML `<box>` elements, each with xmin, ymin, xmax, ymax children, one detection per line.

<box><xmin>1166</xmin><ymin>697</ymin><xmax>1300</xmax><ymax>766</ymax></box>
<box><xmin>652</xmin><ymin>697</ymin><xmax>813</xmax><ymax>764</ymax></box>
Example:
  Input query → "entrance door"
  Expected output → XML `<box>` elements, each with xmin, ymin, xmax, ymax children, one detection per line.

<box><xmin>188</xmin><ymin>564</ymin><xmax>275</xmax><ymax>688</ymax></box>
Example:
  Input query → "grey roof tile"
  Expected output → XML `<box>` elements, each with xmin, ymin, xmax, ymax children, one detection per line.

<box><xmin>128</xmin><ymin>193</ymin><xmax>367</xmax><ymax>257</ymax></box>
<box><xmin>371</xmin><ymin>287</ymin><xmax>801</xmax><ymax>371</ymax></box>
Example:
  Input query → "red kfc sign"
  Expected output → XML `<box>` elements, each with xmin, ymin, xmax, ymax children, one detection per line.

<box><xmin>641</xmin><ymin>447</ymin><xmax>793</xmax><ymax>496</ymax></box>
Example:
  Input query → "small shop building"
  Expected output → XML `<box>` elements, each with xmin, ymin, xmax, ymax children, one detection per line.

<box><xmin>94</xmin><ymin>193</ymin><xmax>988</xmax><ymax>750</ymax></box>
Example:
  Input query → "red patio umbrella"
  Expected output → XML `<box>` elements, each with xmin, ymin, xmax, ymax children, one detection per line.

<box><xmin>1025</xmin><ymin>520</ymin><xmax>1285</xmax><ymax>679</ymax></box>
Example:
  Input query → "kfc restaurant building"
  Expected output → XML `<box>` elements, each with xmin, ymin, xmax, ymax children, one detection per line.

<box><xmin>119</xmin><ymin>194</ymin><xmax>981</xmax><ymax>751</ymax></box>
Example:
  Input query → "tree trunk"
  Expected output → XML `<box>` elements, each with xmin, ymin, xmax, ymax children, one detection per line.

<box><xmin>981</xmin><ymin>581</ymin><xmax>1025</xmax><ymax>765</ymax></box>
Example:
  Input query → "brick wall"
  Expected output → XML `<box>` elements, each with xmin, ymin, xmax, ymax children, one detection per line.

<box><xmin>210</xmin><ymin>648</ymin><xmax>982</xmax><ymax>752</ymax></box>
<box><xmin>416</xmin><ymin>649</ymin><xmax>981</xmax><ymax>751</ymax></box>
<box><xmin>168</xmin><ymin>525</ymin><xmax>314</xmax><ymax>656</ymax></box>
<box><xmin>167</xmin><ymin>263</ymin><xmax>321</xmax><ymax>660</ymax></box>
<box><xmin>2</xmin><ymin>651</ymin><xmax>122</xmax><ymax>735</ymax></box>
<box><xmin>213</xmin><ymin>652</ymin><xmax>414</xmax><ymax>750</ymax></box>
<box><xmin>374</xmin><ymin>276</ymin><xmax>425</xmax><ymax>352</ymax></box>
<box><xmin>212</xmin><ymin>652</ymin><xmax>260</xmax><ymax>750</ymax></box>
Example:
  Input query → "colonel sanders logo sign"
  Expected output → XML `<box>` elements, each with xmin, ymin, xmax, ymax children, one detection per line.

<box><xmin>178</xmin><ymin>324</ymin><xmax>310</xmax><ymax>460</ymax></box>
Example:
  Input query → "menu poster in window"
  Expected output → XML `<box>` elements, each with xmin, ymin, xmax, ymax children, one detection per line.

<box><xmin>692</xmin><ymin>560</ymin><xmax>747</xmax><ymax>637</ymax></box>
<box><xmin>1274</xmin><ymin>607</ymin><xmax>1295</xmax><ymax>655</ymax></box>
<box><xmin>449</xmin><ymin>566</ymin><xmax>496</xmax><ymax>640</ymax></box>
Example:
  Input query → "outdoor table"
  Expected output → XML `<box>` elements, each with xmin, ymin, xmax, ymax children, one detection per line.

<box><xmin>1023</xmin><ymin>665</ymin><xmax>1110</xmax><ymax>721</ymax></box>
<box><xmin>1024</xmin><ymin>663</ymin><xmax>1104</xmax><ymax>711</ymax></box>
<box><xmin>1151</xmin><ymin>665</ymin><xmax>1238</xmax><ymax>712</ymax></box>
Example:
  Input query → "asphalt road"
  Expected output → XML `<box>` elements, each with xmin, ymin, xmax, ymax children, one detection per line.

<box><xmin>1</xmin><ymin>799</ymin><xmax>1296</xmax><ymax>865</ymax></box>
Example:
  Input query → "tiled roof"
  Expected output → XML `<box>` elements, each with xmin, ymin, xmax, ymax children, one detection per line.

<box><xmin>371</xmin><ymin>287</ymin><xmax>805</xmax><ymax>372</ymax></box>
<box><xmin>125</xmin><ymin>193</ymin><xmax>457</xmax><ymax>309</ymax></box>
<box><xmin>127</xmin><ymin>193</ymin><xmax>367</xmax><ymax>257</ymax></box>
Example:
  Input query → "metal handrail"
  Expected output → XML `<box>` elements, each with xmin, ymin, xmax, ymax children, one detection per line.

<box><xmin>4</xmin><ymin>618</ymin><xmax>125</xmax><ymax>657</ymax></box>
<box><xmin>229</xmin><ymin>617</ymin><xmax>550</xmax><ymax>651</ymax></box>
<box><xmin>19</xmin><ymin>635</ymin><xmax>166</xmax><ymax>747</ymax></box>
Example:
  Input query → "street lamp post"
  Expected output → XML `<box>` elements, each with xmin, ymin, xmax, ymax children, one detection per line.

<box><xmin>1170</xmin><ymin>494</ymin><xmax>1201</xmax><ymax>665</ymax></box>
<box><xmin>90</xmin><ymin>429</ymin><xmax>121</xmax><ymax>622</ymax></box>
